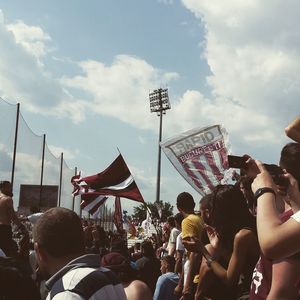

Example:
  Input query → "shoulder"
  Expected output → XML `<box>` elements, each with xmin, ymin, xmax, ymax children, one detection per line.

<box><xmin>0</xmin><ymin>193</ymin><xmax>12</xmax><ymax>203</ymax></box>
<box><xmin>234</xmin><ymin>228</ymin><xmax>258</xmax><ymax>249</ymax></box>
<box><xmin>50</xmin><ymin>267</ymin><xmax>126</xmax><ymax>300</ymax></box>
<box><xmin>124</xmin><ymin>280</ymin><xmax>152</xmax><ymax>300</ymax></box>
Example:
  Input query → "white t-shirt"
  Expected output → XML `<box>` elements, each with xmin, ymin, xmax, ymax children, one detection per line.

<box><xmin>176</xmin><ymin>232</ymin><xmax>185</xmax><ymax>252</ymax></box>
<box><xmin>28</xmin><ymin>212</ymin><xmax>43</xmax><ymax>224</ymax></box>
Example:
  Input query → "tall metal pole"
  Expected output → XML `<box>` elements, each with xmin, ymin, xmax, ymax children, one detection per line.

<box><xmin>155</xmin><ymin>90</ymin><xmax>163</xmax><ymax>203</ymax></box>
<box><xmin>39</xmin><ymin>134</ymin><xmax>46</xmax><ymax>209</ymax></box>
<box><xmin>72</xmin><ymin>167</ymin><xmax>77</xmax><ymax>212</ymax></box>
<box><xmin>11</xmin><ymin>103</ymin><xmax>20</xmax><ymax>189</ymax></box>
<box><xmin>58</xmin><ymin>152</ymin><xmax>64</xmax><ymax>207</ymax></box>
<box><xmin>149</xmin><ymin>88</ymin><xmax>170</xmax><ymax>204</ymax></box>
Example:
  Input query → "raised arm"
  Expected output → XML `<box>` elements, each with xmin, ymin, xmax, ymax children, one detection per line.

<box><xmin>252</xmin><ymin>161</ymin><xmax>300</xmax><ymax>259</ymax></box>
<box><xmin>285</xmin><ymin>116</ymin><xmax>300</xmax><ymax>143</ymax></box>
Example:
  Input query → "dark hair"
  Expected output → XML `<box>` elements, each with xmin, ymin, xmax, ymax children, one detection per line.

<box><xmin>211</xmin><ymin>185</ymin><xmax>256</xmax><ymax>250</ymax></box>
<box><xmin>0</xmin><ymin>180</ymin><xmax>10</xmax><ymax>187</ymax></box>
<box><xmin>161</xmin><ymin>255</ymin><xmax>176</xmax><ymax>272</ymax></box>
<box><xmin>167</xmin><ymin>216</ymin><xmax>176</xmax><ymax>228</ymax></box>
<box><xmin>176</xmin><ymin>192</ymin><xmax>195</xmax><ymax>212</ymax></box>
<box><xmin>174</xmin><ymin>212</ymin><xmax>184</xmax><ymax>226</ymax></box>
<box><xmin>199</xmin><ymin>193</ymin><xmax>213</xmax><ymax>211</ymax></box>
<box><xmin>33</xmin><ymin>207</ymin><xmax>84</xmax><ymax>258</ymax></box>
<box><xmin>0</xmin><ymin>257</ymin><xmax>41</xmax><ymax>300</ymax></box>
<box><xmin>238</xmin><ymin>176</ymin><xmax>253</xmax><ymax>191</ymax></box>
<box><xmin>280</xmin><ymin>142</ymin><xmax>300</xmax><ymax>186</ymax></box>
<box><xmin>141</xmin><ymin>240</ymin><xmax>156</xmax><ymax>258</ymax></box>
<box><xmin>0</xmin><ymin>181</ymin><xmax>11</xmax><ymax>195</ymax></box>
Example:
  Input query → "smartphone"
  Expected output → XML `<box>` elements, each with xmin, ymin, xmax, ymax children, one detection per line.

<box><xmin>227</xmin><ymin>155</ymin><xmax>247</xmax><ymax>169</ymax></box>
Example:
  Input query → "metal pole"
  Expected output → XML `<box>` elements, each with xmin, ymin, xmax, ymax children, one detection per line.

<box><xmin>11</xmin><ymin>103</ymin><xmax>20</xmax><ymax>189</ymax></box>
<box><xmin>39</xmin><ymin>134</ymin><xmax>46</xmax><ymax>209</ymax></box>
<box><xmin>58</xmin><ymin>152</ymin><xmax>63</xmax><ymax>207</ymax></box>
<box><xmin>155</xmin><ymin>89</ymin><xmax>163</xmax><ymax>203</ymax></box>
<box><xmin>72</xmin><ymin>167</ymin><xmax>77</xmax><ymax>212</ymax></box>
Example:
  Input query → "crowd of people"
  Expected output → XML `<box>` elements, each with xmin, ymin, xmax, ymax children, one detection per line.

<box><xmin>0</xmin><ymin>115</ymin><xmax>300</xmax><ymax>300</ymax></box>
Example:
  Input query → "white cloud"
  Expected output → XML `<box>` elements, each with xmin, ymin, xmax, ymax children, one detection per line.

<box><xmin>61</xmin><ymin>55</ymin><xmax>180</xmax><ymax>129</ymax></box>
<box><xmin>178</xmin><ymin>0</ymin><xmax>300</xmax><ymax>145</ymax></box>
<box><xmin>47</xmin><ymin>144</ymin><xmax>80</xmax><ymax>160</ymax></box>
<box><xmin>6</xmin><ymin>20</ymin><xmax>51</xmax><ymax>59</ymax></box>
<box><xmin>0</xmin><ymin>12</ymin><xmax>85</xmax><ymax>123</ymax></box>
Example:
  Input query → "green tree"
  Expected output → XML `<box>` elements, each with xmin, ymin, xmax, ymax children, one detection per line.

<box><xmin>131</xmin><ymin>200</ymin><xmax>173</xmax><ymax>223</ymax></box>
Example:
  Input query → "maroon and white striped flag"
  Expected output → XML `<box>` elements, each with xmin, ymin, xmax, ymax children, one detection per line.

<box><xmin>80</xmin><ymin>193</ymin><xmax>108</xmax><ymax>217</ymax></box>
<box><xmin>71</xmin><ymin>154</ymin><xmax>144</xmax><ymax>202</ymax></box>
<box><xmin>161</xmin><ymin>125</ymin><xmax>231</xmax><ymax>196</ymax></box>
<box><xmin>113</xmin><ymin>196</ymin><xmax>123</xmax><ymax>233</ymax></box>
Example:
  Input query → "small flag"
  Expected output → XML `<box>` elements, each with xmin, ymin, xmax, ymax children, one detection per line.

<box><xmin>113</xmin><ymin>196</ymin><xmax>123</xmax><ymax>233</ymax></box>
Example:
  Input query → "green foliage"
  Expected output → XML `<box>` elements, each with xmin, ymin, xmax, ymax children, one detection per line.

<box><xmin>131</xmin><ymin>200</ymin><xmax>173</xmax><ymax>222</ymax></box>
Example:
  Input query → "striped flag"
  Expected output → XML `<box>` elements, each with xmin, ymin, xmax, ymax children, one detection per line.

<box><xmin>80</xmin><ymin>193</ymin><xmax>108</xmax><ymax>218</ymax></box>
<box><xmin>161</xmin><ymin>125</ymin><xmax>231</xmax><ymax>195</ymax></box>
<box><xmin>71</xmin><ymin>154</ymin><xmax>144</xmax><ymax>202</ymax></box>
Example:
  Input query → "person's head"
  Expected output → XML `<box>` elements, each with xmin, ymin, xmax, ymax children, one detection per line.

<box><xmin>176</xmin><ymin>192</ymin><xmax>195</xmax><ymax>214</ymax></box>
<box><xmin>167</xmin><ymin>216</ymin><xmax>176</xmax><ymax>228</ymax></box>
<box><xmin>134</xmin><ymin>242</ymin><xmax>141</xmax><ymax>252</ymax></box>
<box><xmin>100</xmin><ymin>252</ymin><xmax>135</xmax><ymax>283</ymax></box>
<box><xmin>141</xmin><ymin>240</ymin><xmax>155</xmax><ymax>258</ymax></box>
<box><xmin>174</xmin><ymin>212</ymin><xmax>184</xmax><ymax>230</ymax></box>
<box><xmin>0</xmin><ymin>181</ymin><xmax>12</xmax><ymax>197</ymax></box>
<box><xmin>33</xmin><ymin>207</ymin><xmax>85</xmax><ymax>278</ymax></box>
<box><xmin>199</xmin><ymin>193</ymin><xmax>213</xmax><ymax>224</ymax></box>
<box><xmin>211</xmin><ymin>184</ymin><xmax>256</xmax><ymax>250</ymax></box>
<box><xmin>280</xmin><ymin>142</ymin><xmax>300</xmax><ymax>187</ymax></box>
<box><xmin>160</xmin><ymin>255</ymin><xmax>176</xmax><ymax>274</ymax></box>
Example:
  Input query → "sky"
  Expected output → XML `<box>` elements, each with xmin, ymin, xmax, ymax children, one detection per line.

<box><xmin>0</xmin><ymin>0</ymin><xmax>299</xmax><ymax>214</ymax></box>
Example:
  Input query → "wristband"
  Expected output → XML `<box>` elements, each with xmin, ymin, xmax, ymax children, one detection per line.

<box><xmin>254</xmin><ymin>187</ymin><xmax>276</xmax><ymax>200</ymax></box>
<box><xmin>206</xmin><ymin>257</ymin><xmax>214</xmax><ymax>268</ymax></box>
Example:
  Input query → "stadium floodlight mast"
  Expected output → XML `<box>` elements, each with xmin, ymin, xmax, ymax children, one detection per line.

<box><xmin>149</xmin><ymin>88</ymin><xmax>171</xmax><ymax>204</ymax></box>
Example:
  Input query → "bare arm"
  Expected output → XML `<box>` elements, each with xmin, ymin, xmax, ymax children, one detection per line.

<box><xmin>252</xmin><ymin>161</ymin><xmax>300</xmax><ymax>259</ymax></box>
<box><xmin>174</xmin><ymin>250</ymin><xmax>183</xmax><ymax>274</ymax></box>
<box><xmin>168</xmin><ymin>243</ymin><xmax>176</xmax><ymax>256</ymax></box>
<box><xmin>285</xmin><ymin>116</ymin><xmax>300</xmax><ymax>143</ymax></box>
<box><xmin>207</xmin><ymin>230</ymin><xmax>257</xmax><ymax>286</ymax></box>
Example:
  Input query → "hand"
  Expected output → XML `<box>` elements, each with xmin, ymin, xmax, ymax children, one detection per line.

<box><xmin>181</xmin><ymin>286</ymin><xmax>194</xmax><ymax>300</ymax></box>
<box><xmin>174</xmin><ymin>284</ymin><xmax>183</xmax><ymax>297</ymax></box>
<box><xmin>244</xmin><ymin>155</ymin><xmax>260</xmax><ymax>178</ymax></box>
<box><xmin>182</xmin><ymin>237</ymin><xmax>202</xmax><ymax>253</ymax></box>
<box><xmin>251</xmin><ymin>160</ymin><xmax>276</xmax><ymax>194</ymax></box>
<box><xmin>205</xmin><ymin>224</ymin><xmax>220</xmax><ymax>249</ymax></box>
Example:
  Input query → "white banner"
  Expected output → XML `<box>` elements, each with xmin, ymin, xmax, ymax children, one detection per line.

<box><xmin>161</xmin><ymin>125</ymin><xmax>231</xmax><ymax>195</ymax></box>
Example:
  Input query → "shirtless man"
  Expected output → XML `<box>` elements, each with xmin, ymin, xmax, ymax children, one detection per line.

<box><xmin>0</xmin><ymin>180</ymin><xmax>25</xmax><ymax>256</ymax></box>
